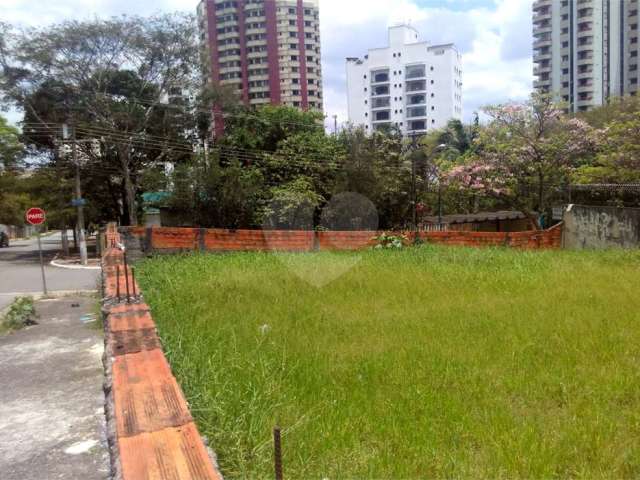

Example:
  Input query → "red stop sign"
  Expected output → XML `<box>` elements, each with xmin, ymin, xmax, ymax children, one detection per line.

<box><xmin>25</xmin><ymin>208</ymin><xmax>46</xmax><ymax>225</ymax></box>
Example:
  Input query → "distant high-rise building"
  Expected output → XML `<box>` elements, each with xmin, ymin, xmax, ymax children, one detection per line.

<box><xmin>345</xmin><ymin>25</ymin><xmax>463</xmax><ymax>136</ymax></box>
<box><xmin>197</xmin><ymin>0</ymin><xmax>323</xmax><ymax>111</ymax></box>
<box><xmin>532</xmin><ymin>0</ymin><xmax>639</xmax><ymax>112</ymax></box>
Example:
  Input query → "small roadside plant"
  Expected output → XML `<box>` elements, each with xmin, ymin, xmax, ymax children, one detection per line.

<box><xmin>0</xmin><ymin>296</ymin><xmax>37</xmax><ymax>334</ymax></box>
<box><xmin>372</xmin><ymin>232</ymin><xmax>408</xmax><ymax>249</ymax></box>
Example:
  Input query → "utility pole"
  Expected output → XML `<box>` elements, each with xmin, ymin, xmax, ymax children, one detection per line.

<box><xmin>410</xmin><ymin>133</ymin><xmax>419</xmax><ymax>234</ymax></box>
<box><xmin>333</xmin><ymin>115</ymin><xmax>338</xmax><ymax>135</ymax></box>
<box><xmin>66</xmin><ymin>124</ymin><xmax>88</xmax><ymax>265</ymax></box>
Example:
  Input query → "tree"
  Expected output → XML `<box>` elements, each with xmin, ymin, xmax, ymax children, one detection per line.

<box><xmin>0</xmin><ymin>114</ymin><xmax>23</xmax><ymax>169</ymax></box>
<box><xmin>337</xmin><ymin>125</ymin><xmax>410</xmax><ymax>229</ymax></box>
<box><xmin>1</xmin><ymin>15</ymin><xmax>207</xmax><ymax>225</ymax></box>
<box><xmin>448</xmin><ymin>94</ymin><xmax>599</xmax><ymax>228</ymax></box>
<box><xmin>575</xmin><ymin>101</ymin><xmax>640</xmax><ymax>184</ymax></box>
<box><xmin>436</xmin><ymin>119</ymin><xmax>473</xmax><ymax>156</ymax></box>
<box><xmin>219</xmin><ymin>105</ymin><xmax>325</xmax><ymax>152</ymax></box>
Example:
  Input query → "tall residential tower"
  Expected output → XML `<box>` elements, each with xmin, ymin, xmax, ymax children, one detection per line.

<box><xmin>346</xmin><ymin>25</ymin><xmax>462</xmax><ymax>135</ymax></box>
<box><xmin>197</xmin><ymin>0</ymin><xmax>323</xmax><ymax>110</ymax></box>
<box><xmin>532</xmin><ymin>0</ymin><xmax>639</xmax><ymax>112</ymax></box>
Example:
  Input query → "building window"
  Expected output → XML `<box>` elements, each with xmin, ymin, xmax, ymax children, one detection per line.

<box><xmin>408</xmin><ymin>120</ymin><xmax>426</xmax><ymax>131</ymax></box>
<box><xmin>371</xmin><ymin>69</ymin><xmax>390</xmax><ymax>83</ymax></box>
<box><xmin>406</xmin><ymin>80</ymin><xmax>426</xmax><ymax>92</ymax></box>
<box><xmin>408</xmin><ymin>94</ymin><xmax>426</xmax><ymax>105</ymax></box>
<box><xmin>405</xmin><ymin>64</ymin><xmax>426</xmax><ymax>79</ymax></box>
<box><xmin>372</xmin><ymin>84</ymin><xmax>390</xmax><ymax>96</ymax></box>
<box><xmin>374</xmin><ymin>110</ymin><xmax>391</xmax><ymax>121</ymax></box>
<box><xmin>372</xmin><ymin>97</ymin><xmax>390</xmax><ymax>108</ymax></box>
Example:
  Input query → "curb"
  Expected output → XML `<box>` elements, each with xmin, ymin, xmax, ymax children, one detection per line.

<box><xmin>50</xmin><ymin>258</ymin><xmax>102</xmax><ymax>270</ymax></box>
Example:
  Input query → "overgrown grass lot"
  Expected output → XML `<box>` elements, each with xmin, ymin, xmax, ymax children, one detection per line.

<box><xmin>138</xmin><ymin>247</ymin><xmax>640</xmax><ymax>479</ymax></box>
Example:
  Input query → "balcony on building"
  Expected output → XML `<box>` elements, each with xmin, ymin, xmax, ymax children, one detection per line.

<box><xmin>406</xmin><ymin>79</ymin><xmax>427</xmax><ymax>93</ymax></box>
<box><xmin>533</xmin><ymin>47</ymin><xmax>552</xmax><ymax>62</ymax></box>
<box><xmin>407</xmin><ymin>119</ymin><xmax>427</xmax><ymax>133</ymax></box>
<box><xmin>577</xmin><ymin>7</ymin><xmax>594</xmax><ymax>19</ymax></box>
<box><xmin>577</xmin><ymin>21</ymin><xmax>593</xmax><ymax>33</ymax></box>
<box><xmin>533</xmin><ymin>79</ymin><xmax>551</xmax><ymax>89</ymax></box>
<box><xmin>371</xmin><ymin>96</ymin><xmax>391</xmax><ymax>110</ymax></box>
<box><xmin>406</xmin><ymin>106</ymin><xmax>427</xmax><ymax>119</ymax></box>
<box><xmin>371</xmin><ymin>110</ymin><xmax>391</xmax><ymax>123</ymax></box>
<box><xmin>371</xmin><ymin>69</ymin><xmax>390</xmax><ymax>85</ymax></box>
<box><xmin>533</xmin><ymin>32</ymin><xmax>552</xmax><ymax>49</ymax></box>
<box><xmin>406</xmin><ymin>93</ymin><xmax>427</xmax><ymax>106</ymax></box>
<box><xmin>371</xmin><ymin>84</ymin><xmax>390</xmax><ymax>97</ymax></box>
<box><xmin>405</xmin><ymin>64</ymin><xmax>426</xmax><ymax>80</ymax></box>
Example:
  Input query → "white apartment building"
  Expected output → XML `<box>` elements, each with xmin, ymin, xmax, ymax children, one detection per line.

<box><xmin>346</xmin><ymin>25</ymin><xmax>463</xmax><ymax>135</ymax></box>
<box><xmin>533</xmin><ymin>0</ymin><xmax>639</xmax><ymax>112</ymax></box>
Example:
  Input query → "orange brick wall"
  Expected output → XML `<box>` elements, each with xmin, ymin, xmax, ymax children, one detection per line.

<box><xmin>205</xmin><ymin>229</ymin><xmax>314</xmax><ymax>252</ymax></box>
<box><xmin>101</xmin><ymin>223</ymin><xmax>221</xmax><ymax>480</ymax></box>
<box><xmin>119</xmin><ymin>223</ymin><xmax>562</xmax><ymax>254</ymax></box>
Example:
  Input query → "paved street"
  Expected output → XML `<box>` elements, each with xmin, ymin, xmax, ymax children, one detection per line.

<box><xmin>0</xmin><ymin>295</ymin><xmax>109</xmax><ymax>480</ymax></box>
<box><xmin>0</xmin><ymin>231</ymin><xmax>98</xmax><ymax>311</ymax></box>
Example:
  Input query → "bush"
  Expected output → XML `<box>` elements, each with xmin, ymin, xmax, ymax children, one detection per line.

<box><xmin>1</xmin><ymin>296</ymin><xmax>37</xmax><ymax>333</ymax></box>
<box><xmin>372</xmin><ymin>232</ymin><xmax>408</xmax><ymax>249</ymax></box>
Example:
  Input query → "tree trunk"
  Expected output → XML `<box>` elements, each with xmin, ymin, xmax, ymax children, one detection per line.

<box><xmin>123</xmin><ymin>170</ymin><xmax>137</xmax><ymax>226</ymax></box>
<box><xmin>538</xmin><ymin>171</ymin><xmax>545</xmax><ymax>215</ymax></box>
<box><xmin>120</xmin><ymin>145</ymin><xmax>138</xmax><ymax>226</ymax></box>
<box><xmin>61</xmin><ymin>227</ymin><xmax>70</xmax><ymax>257</ymax></box>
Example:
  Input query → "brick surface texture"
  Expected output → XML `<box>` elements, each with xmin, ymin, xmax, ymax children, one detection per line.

<box><xmin>121</xmin><ymin>223</ymin><xmax>562</xmax><ymax>253</ymax></box>
<box><xmin>101</xmin><ymin>224</ymin><xmax>221</xmax><ymax>480</ymax></box>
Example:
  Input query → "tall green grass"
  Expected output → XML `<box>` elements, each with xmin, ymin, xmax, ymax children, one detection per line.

<box><xmin>138</xmin><ymin>246</ymin><xmax>640</xmax><ymax>479</ymax></box>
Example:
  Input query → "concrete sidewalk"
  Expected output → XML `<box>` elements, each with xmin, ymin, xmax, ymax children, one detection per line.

<box><xmin>0</xmin><ymin>295</ymin><xmax>109</xmax><ymax>480</ymax></box>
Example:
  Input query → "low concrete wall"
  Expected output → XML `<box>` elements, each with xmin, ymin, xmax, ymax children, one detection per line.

<box><xmin>563</xmin><ymin>205</ymin><xmax>640</xmax><ymax>249</ymax></box>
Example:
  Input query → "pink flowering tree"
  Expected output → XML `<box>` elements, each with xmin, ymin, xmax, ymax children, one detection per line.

<box><xmin>448</xmin><ymin>94</ymin><xmax>599</xmax><ymax>229</ymax></box>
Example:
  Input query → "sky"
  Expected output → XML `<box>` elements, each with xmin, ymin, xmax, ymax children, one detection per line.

<box><xmin>1</xmin><ymin>0</ymin><xmax>534</xmax><ymax>128</ymax></box>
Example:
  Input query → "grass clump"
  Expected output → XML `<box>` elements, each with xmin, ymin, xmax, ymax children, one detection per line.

<box><xmin>138</xmin><ymin>246</ymin><xmax>640</xmax><ymax>479</ymax></box>
<box><xmin>0</xmin><ymin>296</ymin><xmax>37</xmax><ymax>335</ymax></box>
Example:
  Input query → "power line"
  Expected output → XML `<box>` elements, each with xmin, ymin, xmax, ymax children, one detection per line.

<box><xmin>22</xmin><ymin>84</ymin><xmax>328</xmax><ymax>131</ymax></box>
<box><xmin>21</xmin><ymin>122</ymin><xmax>418</xmax><ymax>174</ymax></box>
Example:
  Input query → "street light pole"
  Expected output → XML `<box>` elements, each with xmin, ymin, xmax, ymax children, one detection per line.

<box><xmin>71</xmin><ymin>125</ymin><xmax>88</xmax><ymax>265</ymax></box>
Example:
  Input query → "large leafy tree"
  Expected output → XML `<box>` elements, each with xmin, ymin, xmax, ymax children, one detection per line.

<box><xmin>0</xmin><ymin>114</ymin><xmax>28</xmax><ymax>225</ymax></box>
<box><xmin>448</xmin><ymin>94</ymin><xmax>599</xmax><ymax>228</ymax></box>
<box><xmin>575</xmin><ymin>99</ymin><xmax>640</xmax><ymax>184</ymax></box>
<box><xmin>336</xmin><ymin>125</ymin><xmax>411</xmax><ymax>229</ymax></box>
<box><xmin>0</xmin><ymin>114</ymin><xmax>23</xmax><ymax>169</ymax></box>
<box><xmin>1</xmin><ymin>14</ymin><xmax>206</xmax><ymax>225</ymax></box>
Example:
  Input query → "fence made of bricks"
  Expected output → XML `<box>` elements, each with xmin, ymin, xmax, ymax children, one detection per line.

<box><xmin>101</xmin><ymin>224</ymin><xmax>222</xmax><ymax>480</ymax></box>
<box><xmin>116</xmin><ymin>223</ymin><xmax>563</xmax><ymax>255</ymax></box>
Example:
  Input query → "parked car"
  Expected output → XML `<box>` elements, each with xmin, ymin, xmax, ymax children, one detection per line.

<box><xmin>0</xmin><ymin>232</ymin><xmax>9</xmax><ymax>248</ymax></box>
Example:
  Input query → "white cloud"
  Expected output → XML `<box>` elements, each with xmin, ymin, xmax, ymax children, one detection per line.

<box><xmin>2</xmin><ymin>0</ymin><xmax>534</xmax><ymax>129</ymax></box>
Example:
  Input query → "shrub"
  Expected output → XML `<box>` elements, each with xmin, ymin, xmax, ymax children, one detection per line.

<box><xmin>1</xmin><ymin>296</ymin><xmax>37</xmax><ymax>333</ymax></box>
<box><xmin>372</xmin><ymin>232</ymin><xmax>408</xmax><ymax>249</ymax></box>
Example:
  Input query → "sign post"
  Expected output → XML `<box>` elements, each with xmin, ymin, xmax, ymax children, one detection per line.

<box><xmin>26</xmin><ymin>208</ymin><xmax>48</xmax><ymax>295</ymax></box>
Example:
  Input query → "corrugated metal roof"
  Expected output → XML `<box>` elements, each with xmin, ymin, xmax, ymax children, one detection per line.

<box><xmin>424</xmin><ymin>211</ymin><xmax>528</xmax><ymax>224</ymax></box>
